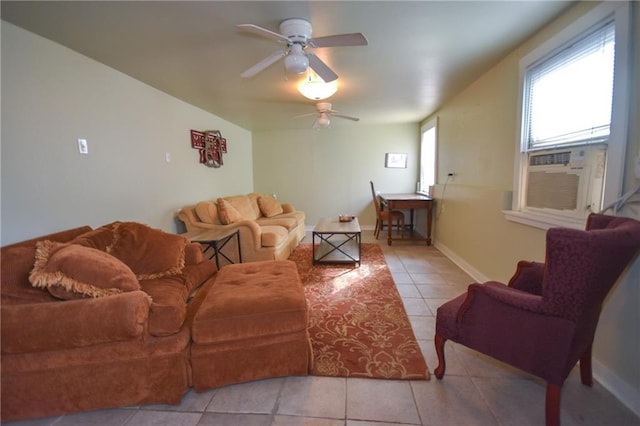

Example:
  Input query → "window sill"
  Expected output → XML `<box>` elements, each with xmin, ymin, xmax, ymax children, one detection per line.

<box><xmin>503</xmin><ymin>210</ymin><xmax>586</xmax><ymax>231</ymax></box>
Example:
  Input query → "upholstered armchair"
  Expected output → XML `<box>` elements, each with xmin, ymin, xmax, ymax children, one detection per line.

<box><xmin>434</xmin><ymin>214</ymin><xmax>640</xmax><ymax>426</ymax></box>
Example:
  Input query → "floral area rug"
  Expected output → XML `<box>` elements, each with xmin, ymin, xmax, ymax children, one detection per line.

<box><xmin>289</xmin><ymin>243</ymin><xmax>430</xmax><ymax>380</ymax></box>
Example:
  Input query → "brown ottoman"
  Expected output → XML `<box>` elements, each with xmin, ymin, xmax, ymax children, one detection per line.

<box><xmin>190</xmin><ymin>260</ymin><xmax>311</xmax><ymax>391</ymax></box>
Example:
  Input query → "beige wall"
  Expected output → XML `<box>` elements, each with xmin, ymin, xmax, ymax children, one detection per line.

<box><xmin>252</xmin><ymin>124</ymin><xmax>420</xmax><ymax>227</ymax></box>
<box><xmin>1</xmin><ymin>22</ymin><xmax>254</xmax><ymax>245</ymax></box>
<box><xmin>423</xmin><ymin>1</ymin><xmax>640</xmax><ymax>412</ymax></box>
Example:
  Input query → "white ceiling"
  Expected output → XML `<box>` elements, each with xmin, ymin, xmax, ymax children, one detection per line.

<box><xmin>1</xmin><ymin>1</ymin><xmax>574</xmax><ymax>131</ymax></box>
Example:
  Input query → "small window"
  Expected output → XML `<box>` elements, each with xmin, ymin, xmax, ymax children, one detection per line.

<box><xmin>507</xmin><ymin>2</ymin><xmax>630</xmax><ymax>230</ymax></box>
<box><xmin>419</xmin><ymin>118</ymin><xmax>437</xmax><ymax>194</ymax></box>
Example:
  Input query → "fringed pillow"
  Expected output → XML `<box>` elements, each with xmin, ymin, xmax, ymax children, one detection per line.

<box><xmin>258</xmin><ymin>195</ymin><xmax>284</xmax><ymax>218</ymax></box>
<box><xmin>217</xmin><ymin>198</ymin><xmax>244</xmax><ymax>224</ymax></box>
<box><xmin>107</xmin><ymin>222</ymin><xmax>188</xmax><ymax>280</ymax></box>
<box><xmin>29</xmin><ymin>240</ymin><xmax>139</xmax><ymax>300</ymax></box>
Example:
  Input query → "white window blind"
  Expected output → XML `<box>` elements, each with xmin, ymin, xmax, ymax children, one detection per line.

<box><xmin>524</xmin><ymin>21</ymin><xmax>615</xmax><ymax>151</ymax></box>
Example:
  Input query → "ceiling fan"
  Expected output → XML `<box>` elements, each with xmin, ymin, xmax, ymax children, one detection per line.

<box><xmin>294</xmin><ymin>102</ymin><xmax>360</xmax><ymax>128</ymax></box>
<box><xmin>238</xmin><ymin>18</ymin><xmax>368</xmax><ymax>83</ymax></box>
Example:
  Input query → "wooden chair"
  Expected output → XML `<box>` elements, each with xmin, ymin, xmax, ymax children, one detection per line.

<box><xmin>433</xmin><ymin>214</ymin><xmax>640</xmax><ymax>426</ymax></box>
<box><xmin>370</xmin><ymin>181</ymin><xmax>405</xmax><ymax>239</ymax></box>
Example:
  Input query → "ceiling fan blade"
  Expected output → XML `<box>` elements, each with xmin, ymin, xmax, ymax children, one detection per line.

<box><xmin>306</xmin><ymin>53</ymin><xmax>338</xmax><ymax>83</ymax></box>
<box><xmin>309</xmin><ymin>33</ymin><xmax>368</xmax><ymax>48</ymax></box>
<box><xmin>332</xmin><ymin>113</ymin><xmax>360</xmax><ymax>122</ymax></box>
<box><xmin>240</xmin><ymin>50</ymin><xmax>286</xmax><ymax>78</ymax></box>
<box><xmin>237</xmin><ymin>24</ymin><xmax>290</xmax><ymax>44</ymax></box>
<box><xmin>292</xmin><ymin>112</ymin><xmax>317</xmax><ymax>119</ymax></box>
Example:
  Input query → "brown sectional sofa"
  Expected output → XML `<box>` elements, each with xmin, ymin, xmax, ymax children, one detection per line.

<box><xmin>1</xmin><ymin>221</ymin><xmax>310</xmax><ymax>422</ymax></box>
<box><xmin>177</xmin><ymin>193</ymin><xmax>305</xmax><ymax>263</ymax></box>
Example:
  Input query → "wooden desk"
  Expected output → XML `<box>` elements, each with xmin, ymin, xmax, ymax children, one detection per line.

<box><xmin>378</xmin><ymin>193</ymin><xmax>434</xmax><ymax>246</ymax></box>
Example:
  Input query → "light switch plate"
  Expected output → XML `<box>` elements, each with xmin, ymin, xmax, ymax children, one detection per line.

<box><xmin>78</xmin><ymin>139</ymin><xmax>88</xmax><ymax>154</ymax></box>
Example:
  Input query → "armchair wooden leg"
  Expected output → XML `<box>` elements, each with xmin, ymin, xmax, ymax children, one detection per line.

<box><xmin>579</xmin><ymin>346</ymin><xmax>593</xmax><ymax>387</ymax></box>
<box><xmin>434</xmin><ymin>334</ymin><xmax>447</xmax><ymax>379</ymax></box>
<box><xmin>545</xmin><ymin>383</ymin><xmax>561</xmax><ymax>426</ymax></box>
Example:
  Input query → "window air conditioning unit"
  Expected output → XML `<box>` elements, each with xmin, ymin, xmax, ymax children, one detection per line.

<box><xmin>524</xmin><ymin>145</ymin><xmax>606</xmax><ymax>218</ymax></box>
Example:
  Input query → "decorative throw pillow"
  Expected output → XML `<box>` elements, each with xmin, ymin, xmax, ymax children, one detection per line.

<box><xmin>217</xmin><ymin>198</ymin><xmax>244</xmax><ymax>224</ymax></box>
<box><xmin>70</xmin><ymin>223</ymin><xmax>117</xmax><ymax>251</ymax></box>
<box><xmin>195</xmin><ymin>201</ymin><xmax>219</xmax><ymax>224</ymax></box>
<box><xmin>107</xmin><ymin>222</ymin><xmax>188</xmax><ymax>280</ymax></box>
<box><xmin>29</xmin><ymin>240</ymin><xmax>139</xmax><ymax>300</ymax></box>
<box><xmin>258</xmin><ymin>195</ymin><xmax>284</xmax><ymax>218</ymax></box>
<box><xmin>224</xmin><ymin>195</ymin><xmax>260</xmax><ymax>220</ymax></box>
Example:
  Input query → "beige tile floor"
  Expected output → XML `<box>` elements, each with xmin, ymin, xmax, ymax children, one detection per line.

<box><xmin>5</xmin><ymin>232</ymin><xmax>639</xmax><ymax>426</ymax></box>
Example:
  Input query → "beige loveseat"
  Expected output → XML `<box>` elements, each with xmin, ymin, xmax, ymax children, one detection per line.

<box><xmin>177</xmin><ymin>193</ymin><xmax>305</xmax><ymax>263</ymax></box>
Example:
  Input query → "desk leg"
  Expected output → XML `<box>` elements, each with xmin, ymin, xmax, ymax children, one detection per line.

<box><xmin>387</xmin><ymin>201</ymin><xmax>393</xmax><ymax>246</ymax></box>
<box><xmin>410</xmin><ymin>208</ymin><xmax>415</xmax><ymax>235</ymax></box>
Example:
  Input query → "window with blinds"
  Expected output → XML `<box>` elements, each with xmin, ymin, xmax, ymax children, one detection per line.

<box><xmin>506</xmin><ymin>1</ymin><xmax>630</xmax><ymax>230</ymax></box>
<box><xmin>523</xmin><ymin>21</ymin><xmax>615</xmax><ymax>151</ymax></box>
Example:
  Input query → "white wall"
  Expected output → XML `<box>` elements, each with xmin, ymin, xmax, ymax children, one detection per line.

<box><xmin>1</xmin><ymin>22</ymin><xmax>254</xmax><ymax>244</ymax></box>
<box><xmin>252</xmin><ymin>124</ymin><xmax>420</xmax><ymax>228</ymax></box>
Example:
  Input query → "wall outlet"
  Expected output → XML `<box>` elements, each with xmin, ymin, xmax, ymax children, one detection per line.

<box><xmin>447</xmin><ymin>172</ymin><xmax>455</xmax><ymax>181</ymax></box>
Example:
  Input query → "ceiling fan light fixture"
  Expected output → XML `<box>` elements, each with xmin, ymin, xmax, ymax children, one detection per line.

<box><xmin>298</xmin><ymin>73</ymin><xmax>338</xmax><ymax>100</ymax></box>
<box><xmin>317</xmin><ymin>113</ymin><xmax>331</xmax><ymax>128</ymax></box>
<box><xmin>284</xmin><ymin>44</ymin><xmax>309</xmax><ymax>74</ymax></box>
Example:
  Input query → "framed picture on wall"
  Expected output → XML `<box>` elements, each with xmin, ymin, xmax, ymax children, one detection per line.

<box><xmin>385</xmin><ymin>153</ymin><xmax>407</xmax><ymax>168</ymax></box>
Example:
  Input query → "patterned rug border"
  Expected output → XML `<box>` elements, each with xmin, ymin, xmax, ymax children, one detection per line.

<box><xmin>290</xmin><ymin>243</ymin><xmax>430</xmax><ymax>380</ymax></box>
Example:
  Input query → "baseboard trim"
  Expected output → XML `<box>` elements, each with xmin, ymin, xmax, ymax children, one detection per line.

<box><xmin>434</xmin><ymin>239</ymin><xmax>640</xmax><ymax>417</ymax></box>
<box><xmin>433</xmin><ymin>240</ymin><xmax>489</xmax><ymax>283</ymax></box>
<box><xmin>593</xmin><ymin>358</ymin><xmax>640</xmax><ymax>417</ymax></box>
